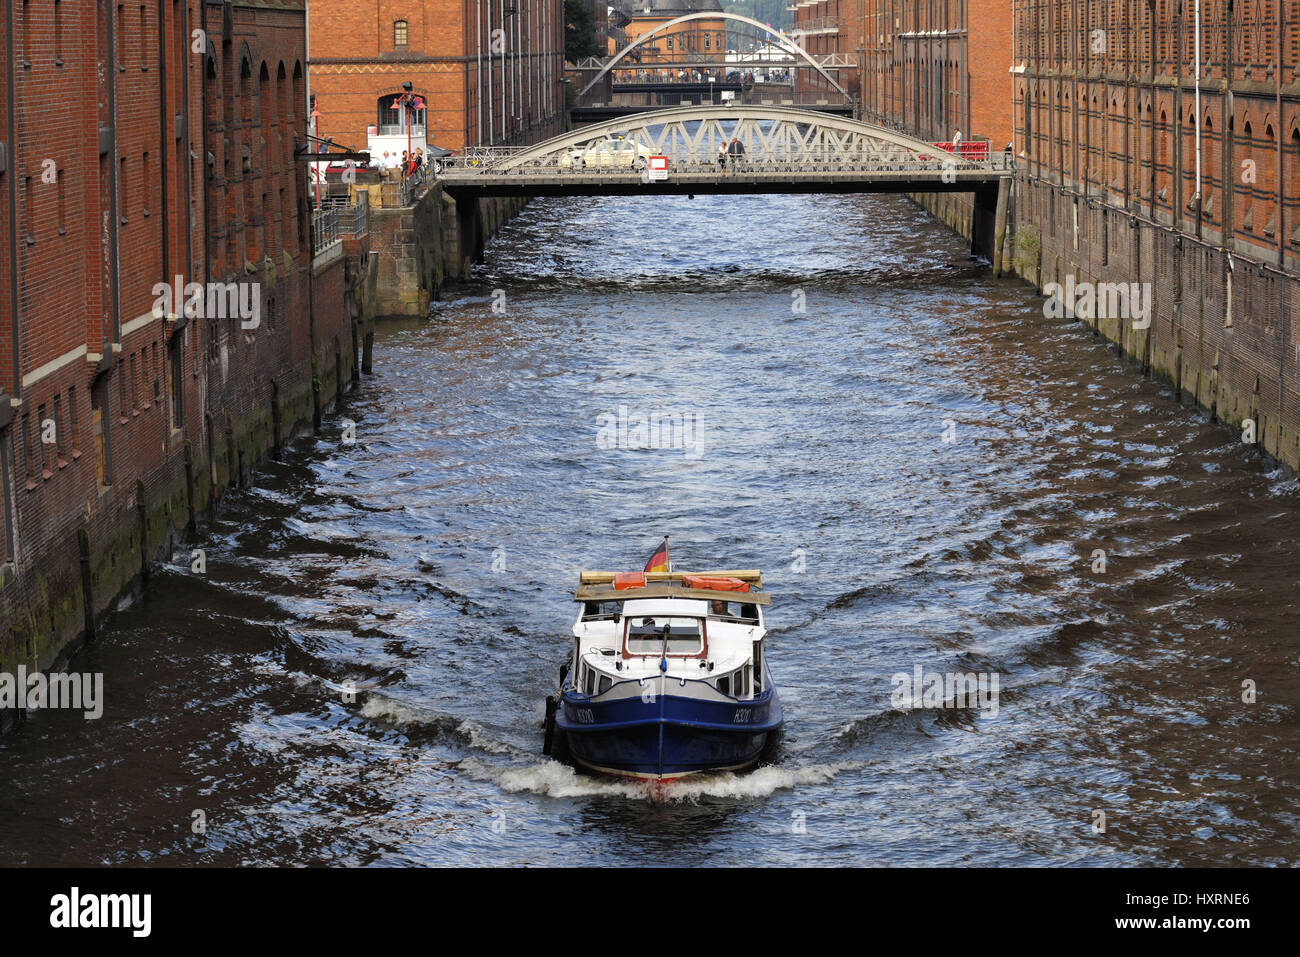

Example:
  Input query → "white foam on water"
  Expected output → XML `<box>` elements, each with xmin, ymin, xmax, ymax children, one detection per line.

<box><xmin>360</xmin><ymin>693</ymin><xmax>445</xmax><ymax>729</ymax></box>
<box><xmin>456</xmin><ymin>719</ymin><xmax>514</xmax><ymax>755</ymax></box>
<box><xmin>468</xmin><ymin>757</ymin><xmax>856</xmax><ymax>802</ymax></box>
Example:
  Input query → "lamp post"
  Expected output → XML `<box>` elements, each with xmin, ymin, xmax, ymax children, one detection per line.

<box><xmin>401</xmin><ymin>81</ymin><xmax>413</xmax><ymax>170</ymax></box>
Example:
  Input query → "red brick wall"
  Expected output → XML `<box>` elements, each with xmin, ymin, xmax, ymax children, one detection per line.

<box><xmin>309</xmin><ymin>0</ymin><xmax>567</xmax><ymax>151</ymax></box>
<box><xmin>0</xmin><ymin>0</ymin><xmax>356</xmax><ymax>694</ymax></box>
<box><xmin>851</xmin><ymin>0</ymin><xmax>1012</xmax><ymax>146</ymax></box>
<box><xmin>0</xmin><ymin>0</ymin><xmax>213</xmax><ymax>678</ymax></box>
<box><xmin>1012</xmin><ymin>0</ymin><xmax>1300</xmax><ymax>270</ymax></box>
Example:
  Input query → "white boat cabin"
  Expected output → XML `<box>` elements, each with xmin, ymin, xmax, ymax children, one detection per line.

<box><xmin>570</xmin><ymin>595</ymin><xmax>768</xmax><ymax>702</ymax></box>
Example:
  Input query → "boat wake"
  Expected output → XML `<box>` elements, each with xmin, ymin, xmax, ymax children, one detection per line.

<box><xmin>356</xmin><ymin>691</ymin><xmax>522</xmax><ymax>756</ymax></box>
<box><xmin>462</xmin><ymin>756</ymin><xmax>856</xmax><ymax>803</ymax></box>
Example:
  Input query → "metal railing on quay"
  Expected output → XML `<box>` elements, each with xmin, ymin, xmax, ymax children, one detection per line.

<box><xmin>312</xmin><ymin>205</ymin><xmax>340</xmax><ymax>254</ymax></box>
<box><xmin>315</xmin><ymin>192</ymin><xmax>368</xmax><ymax>238</ymax></box>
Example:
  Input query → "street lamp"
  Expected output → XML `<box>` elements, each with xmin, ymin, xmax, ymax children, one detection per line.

<box><xmin>401</xmin><ymin>81</ymin><xmax>413</xmax><ymax>168</ymax></box>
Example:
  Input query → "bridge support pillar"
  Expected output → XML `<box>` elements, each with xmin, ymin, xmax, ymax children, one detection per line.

<box><xmin>455</xmin><ymin>195</ymin><xmax>484</xmax><ymax>272</ymax></box>
<box><xmin>971</xmin><ymin>179</ymin><xmax>1009</xmax><ymax>273</ymax></box>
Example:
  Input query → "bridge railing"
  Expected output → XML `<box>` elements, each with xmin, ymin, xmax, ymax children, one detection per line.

<box><xmin>439</xmin><ymin>145</ymin><xmax>1012</xmax><ymax>178</ymax></box>
<box><xmin>444</xmin><ymin>147</ymin><xmax>524</xmax><ymax>170</ymax></box>
<box><xmin>927</xmin><ymin>138</ymin><xmax>992</xmax><ymax>163</ymax></box>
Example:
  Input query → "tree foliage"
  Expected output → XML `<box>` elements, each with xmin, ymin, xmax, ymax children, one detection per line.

<box><xmin>565</xmin><ymin>0</ymin><xmax>602</xmax><ymax>63</ymax></box>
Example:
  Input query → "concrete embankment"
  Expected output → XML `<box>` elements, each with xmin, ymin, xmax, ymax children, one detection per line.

<box><xmin>912</xmin><ymin>183</ymin><xmax>1300</xmax><ymax>474</ymax></box>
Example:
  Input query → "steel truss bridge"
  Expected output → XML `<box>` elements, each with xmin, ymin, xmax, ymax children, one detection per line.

<box><xmin>438</xmin><ymin>106</ymin><xmax>1012</xmax><ymax>269</ymax></box>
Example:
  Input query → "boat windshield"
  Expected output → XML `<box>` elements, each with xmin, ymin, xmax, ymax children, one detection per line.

<box><xmin>625</xmin><ymin>616</ymin><xmax>703</xmax><ymax>656</ymax></box>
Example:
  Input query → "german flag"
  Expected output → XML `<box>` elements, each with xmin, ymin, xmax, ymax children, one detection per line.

<box><xmin>643</xmin><ymin>536</ymin><xmax>669</xmax><ymax>574</ymax></box>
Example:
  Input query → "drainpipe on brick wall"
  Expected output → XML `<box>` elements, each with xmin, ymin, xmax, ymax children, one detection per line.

<box><xmin>1276</xmin><ymin>0</ymin><xmax>1285</xmax><ymax>267</ymax></box>
<box><xmin>5</xmin><ymin>0</ymin><xmax>20</xmax><ymax>399</ymax></box>
<box><xmin>181</xmin><ymin>0</ymin><xmax>193</xmax><ymax>290</ymax></box>
<box><xmin>487</xmin><ymin>0</ymin><xmax>494</xmax><ymax>145</ymax></box>
<box><xmin>476</xmin><ymin>0</ymin><xmax>483</xmax><ymax>145</ymax></box>
<box><xmin>106</xmin><ymin>0</ymin><xmax>122</xmax><ymax>347</ymax></box>
<box><xmin>1194</xmin><ymin>0</ymin><xmax>1202</xmax><ymax>217</ymax></box>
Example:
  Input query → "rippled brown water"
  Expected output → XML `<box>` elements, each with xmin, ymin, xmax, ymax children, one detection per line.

<box><xmin>0</xmin><ymin>192</ymin><xmax>1296</xmax><ymax>865</ymax></box>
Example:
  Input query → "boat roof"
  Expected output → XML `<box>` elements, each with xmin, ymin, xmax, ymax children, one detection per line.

<box><xmin>621</xmin><ymin>598</ymin><xmax>710</xmax><ymax>618</ymax></box>
<box><xmin>574</xmin><ymin>569</ymin><xmax>771</xmax><ymax>606</ymax></box>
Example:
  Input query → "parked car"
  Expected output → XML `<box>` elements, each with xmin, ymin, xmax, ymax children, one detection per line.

<box><xmin>426</xmin><ymin>144</ymin><xmax>455</xmax><ymax>173</ymax></box>
<box><xmin>559</xmin><ymin>137</ymin><xmax>654</xmax><ymax>171</ymax></box>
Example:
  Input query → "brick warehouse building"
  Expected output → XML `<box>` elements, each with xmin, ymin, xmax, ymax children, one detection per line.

<box><xmin>609</xmin><ymin>0</ymin><xmax>728</xmax><ymax>65</ymax></box>
<box><xmin>791</xmin><ymin>0</ymin><xmax>863</xmax><ymax>104</ymax></box>
<box><xmin>852</xmin><ymin>0</ymin><xmax>1013</xmax><ymax>146</ymax></box>
<box><xmin>0</xmin><ymin>0</ymin><xmax>353</xmax><ymax>715</ymax></box>
<box><xmin>1010</xmin><ymin>0</ymin><xmax>1300</xmax><ymax>470</ymax></box>
<box><xmin>307</xmin><ymin>0</ymin><xmax>567</xmax><ymax>153</ymax></box>
<box><xmin>1013</xmin><ymin>0</ymin><xmax>1299</xmax><ymax>266</ymax></box>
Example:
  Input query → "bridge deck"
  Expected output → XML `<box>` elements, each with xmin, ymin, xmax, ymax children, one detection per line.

<box><xmin>438</xmin><ymin>167</ymin><xmax>1012</xmax><ymax>198</ymax></box>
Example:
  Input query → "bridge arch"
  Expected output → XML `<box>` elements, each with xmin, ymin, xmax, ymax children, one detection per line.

<box><xmin>485</xmin><ymin>105</ymin><xmax>981</xmax><ymax>172</ymax></box>
<box><xmin>578</xmin><ymin>12</ymin><xmax>850</xmax><ymax>101</ymax></box>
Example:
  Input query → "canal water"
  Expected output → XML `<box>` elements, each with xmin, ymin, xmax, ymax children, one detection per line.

<box><xmin>1</xmin><ymin>192</ymin><xmax>1297</xmax><ymax>866</ymax></box>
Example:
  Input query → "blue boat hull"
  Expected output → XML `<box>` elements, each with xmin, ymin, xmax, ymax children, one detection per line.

<box><xmin>555</xmin><ymin>680</ymin><xmax>783</xmax><ymax>779</ymax></box>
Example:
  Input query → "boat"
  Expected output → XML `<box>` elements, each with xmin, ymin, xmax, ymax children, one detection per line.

<box><xmin>543</xmin><ymin>567</ymin><xmax>783</xmax><ymax>780</ymax></box>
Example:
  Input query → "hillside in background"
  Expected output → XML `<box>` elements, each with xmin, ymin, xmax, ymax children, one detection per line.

<box><xmin>723</xmin><ymin>1</ymin><xmax>792</xmax><ymax>33</ymax></box>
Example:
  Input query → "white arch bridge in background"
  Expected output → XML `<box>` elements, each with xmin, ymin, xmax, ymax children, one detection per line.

<box><xmin>577</xmin><ymin>12</ymin><xmax>851</xmax><ymax>101</ymax></box>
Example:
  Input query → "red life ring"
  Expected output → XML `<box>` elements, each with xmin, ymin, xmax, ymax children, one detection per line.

<box><xmin>680</xmin><ymin>575</ymin><xmax>750</xmax><ymax>593</ymax></box>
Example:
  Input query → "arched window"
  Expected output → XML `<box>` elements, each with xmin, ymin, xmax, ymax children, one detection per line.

<box><xmin>394</xmin><ymin>19</ymin><xmax>408</xmax><ymax>48</ymax></box>
<box><xmin>377</xmin><ymin>94</ymin><xmax>425</xmax><ymax>136</ymax></box>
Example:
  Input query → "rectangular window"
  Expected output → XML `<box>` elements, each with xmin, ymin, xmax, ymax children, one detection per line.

<box><xmin>129</xmin><ymin>352</ymin><xmax>138</xmax><ymax>412</ymax></box>
<box><xmin>52</xmin><ymin>393</ymin><xmax>65</xmax><ymax>465</ymax></box>
<box><xmin>67</xmin><ymin>386</ymin><xmax>79</xmax><ymax>457</ymax></box>
<box><xmin>23</xmin><ymin>175</ymin><xmax>34</xmax><ymax>245</ymax></box>
<box><xmin>0</xmin><ymin>433</ymin><xmax>17</xmax><ymax>561</ymax></box>
<box><xmin>119</xmin><ymin>156</ymin><xmax>128</xmax><ymax>224</ymax></box>
<box><xmin>20</xmin><ymin>416</ymin><xmax>34</xmax><ymax>490</ymax></box>
<box><xmin>57</xmin><ymin>168</ymin><xmax>66</xmax><ymax>235</ymax></box>
<box><xmin>93</xmin><ymin>377</ymin><xmax>112</xmax><ymax>486</ymax></box>
<box><xmin>624</xmin><ymin>616</ymin><xmax>704</xmax><ymax>656</ymax></box>
<box><xmin>36</xmin><ymin>403</ymin><xmax>50</xmax><ymax>477</ymax></box>
<box><xmin>169</xmin><ymin>339</ymin><xmax>183</xmax><ymax>429</ymax></box>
